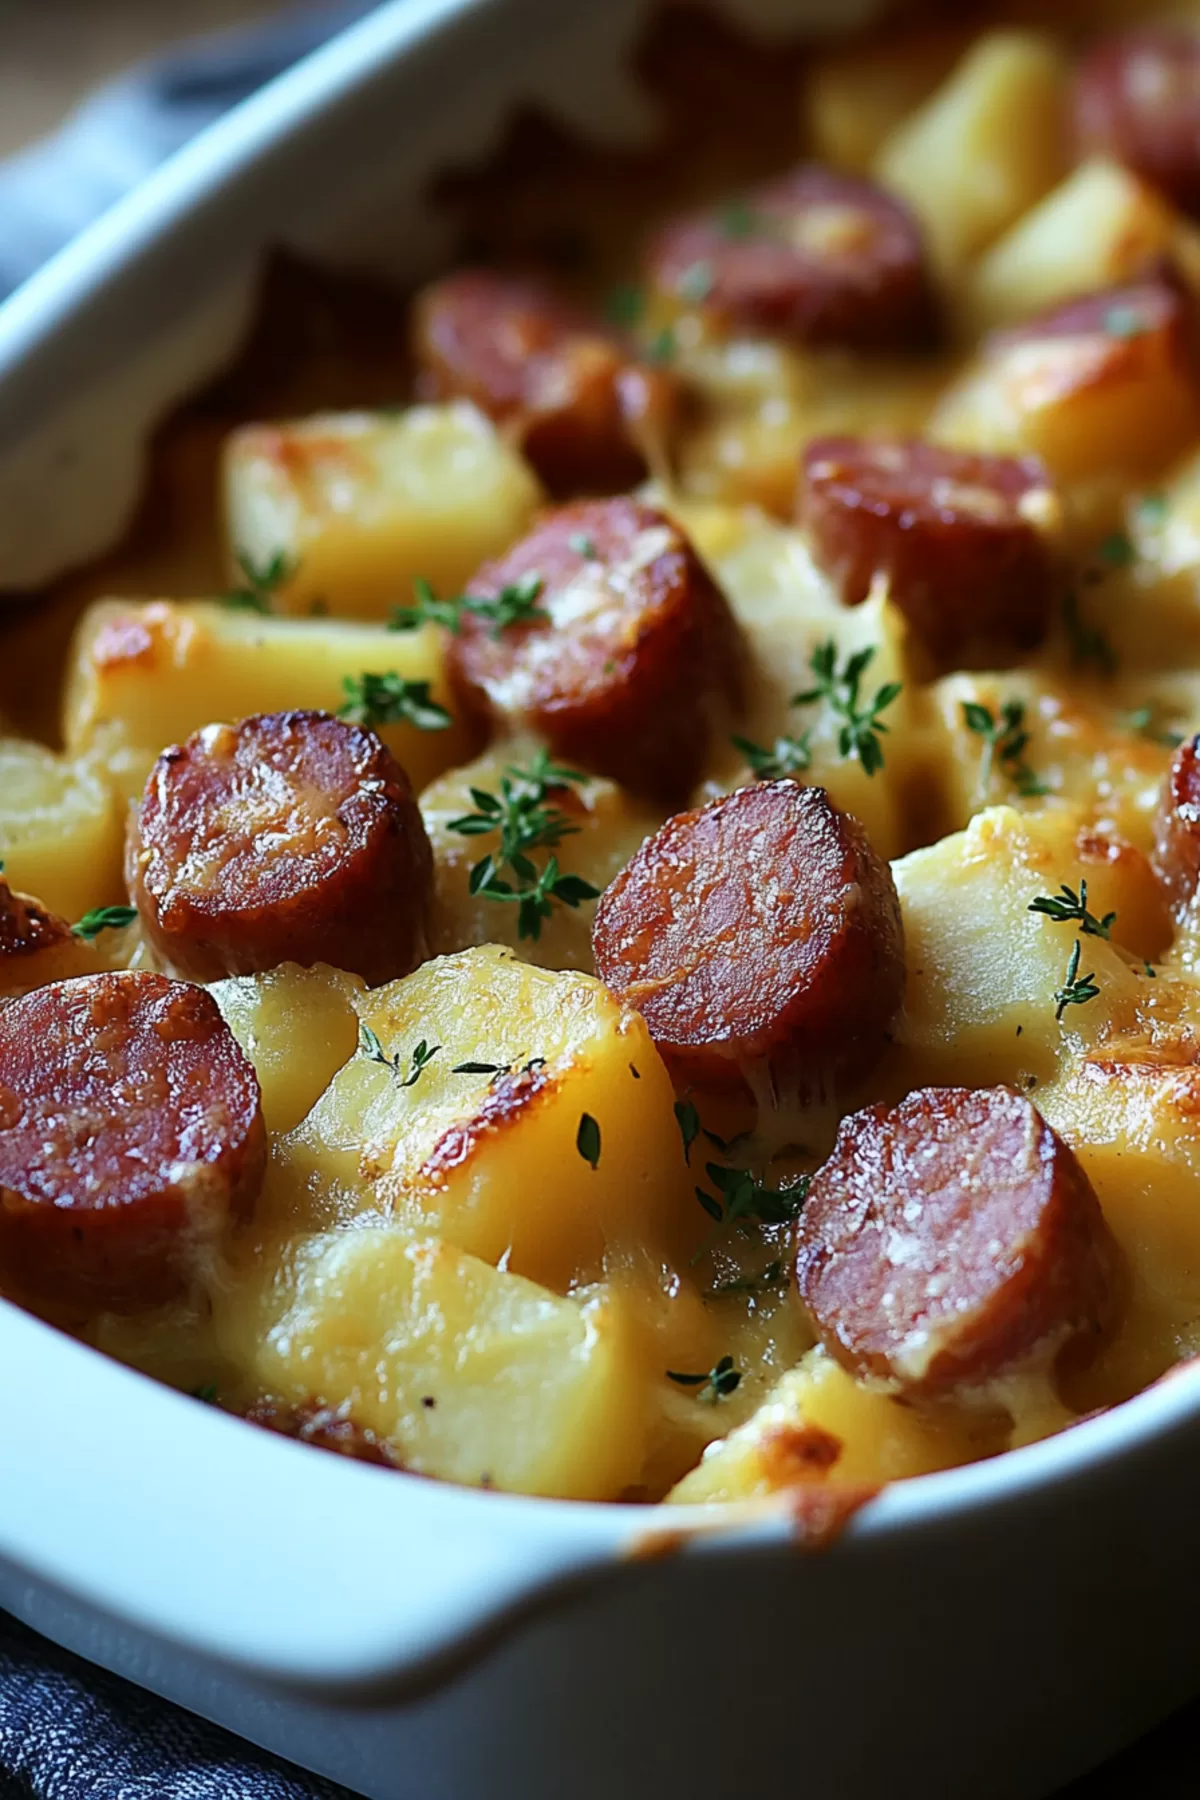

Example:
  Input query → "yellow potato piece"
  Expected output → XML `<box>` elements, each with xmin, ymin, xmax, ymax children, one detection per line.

<box><xmin>669</xmin><ymin>1349</ymin><xmax>997</xmax><ymax>1503</ymax></box>
<box><xmin>222</xmin><ymin>402</ymin><xmax>543</xmax><ymax>619</ymax></box>
<box><xmin>217</xmin><ymin>1228</ymin><xmax>651</xmax><ymax>1500</ymax></box>
<box><xmin>0</xmin><ymin>738</ymin><xmax>122</xmax><ymax>921</ymax></box>
<box><xmin>277</xmin><ymin>945</ymin><xmax>695</xmax><ymax>1289</ymax></box>
<box><xmin>209</xmin><ymin>962</ymin><xmax>364</xmax><ymax>1135</ymax></box>
<box><xmin>420</xmin><ymin>737</ymin><xmax>660</xmax><ymax>974</ymax></box>
<box><xmin>805</xmin><ymin>24</ymin><xmax>973</xmax><ymax>175</ymax></box>
<box><xmin>874</xmin><ymin>31</ymin><xmax>1068</xmax><ymax>275</ymax></box>
<box><xmin>888</xmin><ymin>805</ymin><xmax>1152</xmax><ymax>1092</ymax></box>
<box><xmin>63</xmin><ymin>598</ymin><xmax>473</xmax><ymax>803</ymax></box>
<box><xmin>966</xmin><ymin>160</ymin><xmax>1200</xmax><ymax>334</ymax></box>
<box><xmin>694</xmin><ymin>514</ymin><xmax>919</xmax><ymax>859</ymax></box>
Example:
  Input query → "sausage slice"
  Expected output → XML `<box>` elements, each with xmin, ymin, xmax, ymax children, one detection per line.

<box><xmin>0</xmin><ymin>971</ymin><xmax>265</xmax><ymax>1312</ymax></box>
<box><xmin>128</xmin><ymin>711</ymin><xmax>434</xmax><ymax>986</ymax></box>
<box><xmin>795</xmin><ymin>1086</ymin><xmax>1123</xmax><ymax>1397</ymax></box>
<box><xmin>798</xmin><ymin>437</ymin><xmax>1057</xmax><ymax>667</ymax></box>
<box><xmin>592</xmin><ymin>781</ymin><xmax>904</xmax><ymax>1093</ymax></box>
<box><xmin>412</xmin><ymin>268</ymin><xmax>676</xmax><ymax>494</ymax></box>
<box><xmin>990</xmin><ymin>269</ymin><xmax>1196</xmax><ymax>360</ymax></box>
<box><xmin>1153</xmin><ymin>733</ymin><xmax>1200</xmax><ymax>912</ymax></box>
<box><xmin>1075</xmin><ymin>26</ymin><xmax>1200</xmax><ymax>220</ymax></box>
<box><xmin>450</xmin><ymin>498</ymin><xmax>742</xmax><ymax>801</ymax></box>
<box><xmin>646</xmin><ymin>165</ymin><xmax>939</xmax><ymax>351</ymax></box>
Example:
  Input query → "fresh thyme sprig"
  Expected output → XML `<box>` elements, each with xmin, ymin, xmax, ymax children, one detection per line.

<box><xmin>449</xmin><ymin>749</ymin><xmax>600</xmax><ymax>941</ymax></box>
<box><xmin>961</xmin><ymin>699</ymin><xmax>1048</xmax><ymax>799</ymax></box>
<box><xmin>71</xmin><ymin>905</ymin><xmax>137</xmax><ymax>942</ymax></box>
<box><xmin>358</xmin><ymin>1022</ymin><xmax>440</xmax><ymax>1088</ymax></box>
<box><xmin>577</xmin><ymin>1113</ymin><xmax>601</xmax><ymax>1169</ymax></box>
<box><xmin>1054</xmin><ymin>940</ymin><xmax>1101</xmax><ymax>1022</ymax></box>
<box><xmin>1029</xmin><ymin>880</ymin><xmax>1115</xmax><ymax>939</ymax></box>
<box><xmin>691</xmin><ymin>1162</ymin><xmax>811</xmax><ymax>1265</ymax></box>
<box><xmin>388</xmin><ymin>573</ymin><xmax>545</xmax><ymax>640</ymax></box>
<box><xmin>793</xmin><ymin>641</ymin><xmax>901</xmax><ymax>777</ymax></box>
<box><xmin>1124</xmin><ymin>704</ymin><xmax>1184</xmax><ymax>749</ymax></box>
<box><xmin>221</xmin><ymin>548</ymin><xmax>294</xmax><ymax>614</ymax></box>
<box><xmin>730</xmin><ymin>730</ymin><xmax>813</xmax><ymax>780</ymax></box>
<box><xmin>338</xmin><ymin>672</ymin><xmax>452</xmax><ymax>732</ymax></box>
<box><xmin>666</xmin><ymin>1355</ymin><xmax>742</xmax><ymax>1402</ymax></box>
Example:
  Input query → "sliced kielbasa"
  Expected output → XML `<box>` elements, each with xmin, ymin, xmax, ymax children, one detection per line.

<box><xmin>798</xmin><ymin>437</ymin><xmax>1057</xmax><ymax>668</ymax></box>
<box><xmin>0</xmin><ymin>971</ymin><xmax>265</xmax><ymax>1312</ymax></box>
<box><xmin>450</xmin><ymin>499</ymin><xmax>742</xmax><ymax>802</ymax></box>
<box><xmin>128</xmin><ymin>711</ymin><xmax>434</xmax><ymax>986</ymax></box>
<box><xmin>990</xmin><ymin>269</ymin><xmax>1197</xmax><ymax>362</ymax></box>
<box><xmin>591</xmin><ymin>781</ymin><xmax>904</xmax><ymax>1092</ymax></box>
<box><xmin>412</xmin><ymin>268</ymin><xmax>677</xmax><ymax>494</ymax></box>
<box><xmin>1074</xmin><ymin>26</ymin><xmax>1200</xmax><ymax>220</ymax></box>
<box><xmin>1153</xmin><ymin>733</ymin><xmax>1200</xmax><ymax>912</ymax></box>
<box><xmin>795</xmin><ymin>1086</ymin><xmax>1123</xmax><ymax>1397</ymax></box>
<box><xmin>645</xmin><ymin>165</ymin><xmax>939</xmax><ymax>351</ymax></box>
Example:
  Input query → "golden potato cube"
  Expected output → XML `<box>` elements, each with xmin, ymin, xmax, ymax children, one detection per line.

<box><xmin>219</xmin><ymin>1228</ymin><xmax>651</xmax><ymax>1499</ymax></box>
<box><xmin>1038</xmin><ymin>983</ymin><xmax>1200</xmax><ymax>1409</ymax></box>
<box><xmin>966</xmin><ymin>161</ymin><xmax>1200</xmax><ymax>334</ymax></box>
<box><xmin>669</xmin><ymin>1348</ymin><xmax>993</xmax><ymax>1502</ymax></box>
<box><xmin>697</xmin><ymin>516</ymin><xmax>920</xmax><ymax>859</ymax></box>
<box><xmin>890</xmin><ymin>804</ymin><xmax>1148</xmax><ymax>1091</ymax></box>
<box><xmin>930</xmin><ymin>303</ymin><xmax>1200</xmax><ymax>483</ymax></box>
<box><xmin>279</xmin><ymin>945</ymin><xmax>695</xmax><ymax>1289</ymax></box>
<box><xmin>805</xmin><ymin>24</ymin><xmax>974</xmax><ymax>174</ymax></box>
<box><xmin>63</xmin><ymin>598</ymin><xmax>473</xmax><ymax>804</ymax></box>
<box><xmin>420</xmin><ymin>737</ymin><xmax>659</xmax><ymax>974</ymax></box>
<box><xmin>222</xmin><ymin>402</ymin><xmax>543</xmax><ymax>619</ymax></box>
<box><xmin>924</xmin><ymin>669</ymin><xmax>1177</xmax><ymax>869</ymax></box>
<box><xmin>0</xmin><ymin>738</ymin><xmax>122</xmax><ymax>920</ymax></box>
<box><xmin>209</xmin><ymin>962</ymin><xmax>363</xmax><ymax>1134</ymax></box>
<box><xmin>874</xmin><ymin>32</ymin><xmax>1069</xmax><ymax>273</ymax></box>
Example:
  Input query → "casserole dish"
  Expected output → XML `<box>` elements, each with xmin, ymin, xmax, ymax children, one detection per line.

<box><xmin>3</xmin><ymin>1</ymin><xmax>1200</xmax><ymax>1795</ymax></box>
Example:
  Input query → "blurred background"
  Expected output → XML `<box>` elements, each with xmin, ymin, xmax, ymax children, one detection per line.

<box><xmin>0</xmin><ymin>0</ymin><xmax>288</xmax><ymax>158</ymax></box>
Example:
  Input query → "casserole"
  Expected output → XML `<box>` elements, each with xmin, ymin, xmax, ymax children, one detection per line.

<box><xmin>3</xmin><ymin>1</ymin><xmax>1200</xmax><ymax>1795</ymax></box>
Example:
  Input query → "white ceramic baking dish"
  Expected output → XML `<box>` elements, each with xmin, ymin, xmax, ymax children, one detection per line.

<box><xmin>1</xmin><ymin>3</ymin><xmax>1199</xmax><ymax>1795</ymax></box>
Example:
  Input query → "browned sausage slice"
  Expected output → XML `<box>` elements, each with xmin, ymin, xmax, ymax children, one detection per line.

<box><xmin>798</xmin><ymin>437</ymin><xmax>1057</xmax><ymax>667</ymax></box>
<box><xmin>990</xmin><ymin>269</ymin><xmax>1195</xmax><ymax>356</ymax></box>
<box><xmin>646</xmin><ymin>165</ymin><xmax>939</xmax><ymax>350</ymax></box>
<box><xmin>0</xmin><ymin>971</ymin><xmax>265</xmax><ymax>1312</ymax></box>
<box><xmin>1153</xmin><ymin>733</ymin><xmax>1200</xmax><ymax>911</ymax></box>
<box><xmin>795</xmin><ymin>1086</ymin><xmax>1123</xmax><ymax>1396</ymax></box>
<box><xmin>592</xmin><ymin>781</ymin><xmax>904</xmax><ymax>1092</ymax></box>
<box><xmin>412</xmin><ymin>268</ymin><xmax>676</xmax><ymax>494</ymax></box>
<box><xmin>1075</xmin><ymin>27</ymin><xmax>1200</xmax><ymax>219</ymax></box>
<box><xmin>450</xmin><ymin>499</ymin><xmax>742</xmax><ymax>802</ymax></box>
<box><xmin>128</xmin><ymin>710</ymin><xmax>434</xmax><ymax>985</ymax></box>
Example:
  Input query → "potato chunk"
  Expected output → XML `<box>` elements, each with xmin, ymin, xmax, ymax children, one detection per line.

<box><xmin>966</xmin><ymin>161</ymin><xmax>1200</xmax><ymax>334</ymax></box>
<box><xmin>218</xmin><ymin>1228</ymin><xmax>650</xmax><ymax>1499</ymax></box>
<box><xmin>873</xmin><ymin>32</ymin><xmax>1068</xmax><ymax>274</ymax></box>
<box><xmin>669</xmin><ymin>1348</ymin><xmax>998</xmax><ymax>1502</ymax></box>
<box><xmin>890</xmin><ymin>805</ymin><xmax>1152</xmax><ymax>1092</ymax></box>
<box><xmin>805</xmin><ymin>25</ymin><xmax>973</xmax><ymax>175</ymax></box>
<box><xmin>63</xmin><ymin>599</ymin><xmax>473</xmax><ymax>803</ymax></box>
<box><xmin>420</xmin><ymin>738</ymin><xmax>660</xmax><ymax>973</ymax></box>
<box><xmin>209</xmin><ymin>962</ymin><xmax>363</xmax><ymax>1135</ymax></box>
<box><xmin>222</xmin><ymin>402</ymin><xmax>542</xmax><ymax>619</ymax></box>
<box><xmin>279</xmin><ymin>945</ymin><xmax>694</xmax><ymax>1289</ymax></box>
<box><xmin>0</xmin><ymin>738</ymin><xmax>122</xmax><ymax>920</ymax></box>
<box><xmin>695</xmin><ymin>515</ymin><xmax>920</xmax><ymax>859</ymax></box>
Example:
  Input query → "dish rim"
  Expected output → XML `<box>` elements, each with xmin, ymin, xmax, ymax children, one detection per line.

<box><xmin>0</xmin><ymin>0</ymin><xmax>1198</xmax><ymax>1695</ymax></box>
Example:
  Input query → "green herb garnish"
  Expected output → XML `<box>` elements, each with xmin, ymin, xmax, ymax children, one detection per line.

<box><xmin>1029</xmin><ymin>880</ymin><xmax>1115</xmax><ymax>939</ymax></box>
<box><xmin>794</xmin><ymin>641</ymin><xmax>901</xmax><ymax>776</ymax></box>
<box><xmin>388</xmin><ymin>572</ymin><xmax>545</xmax><ymax>640</ymax></box>
<box><xmin>719</xmin><ymin>199</ymin><xmax>758</xmax><ymax>239</ymax></box>
<box><xmin>667</xmin><ymin>1355</ymin><xmax>742</xmax><ymax>1402</ymax></box>
<box><xmin>569</xmin><ymin>533</ymin><xmax>597</xmax><ymax>559</ymax></box>
<box><xmin>1124</xmin><ymin>704</ymin><xmax>1184</xmax><ymax>748</ymax></box>
<box><xmin>604</xmin><ymin>283</ymin><xmax>644</xmax><ymax>328</ymax></box>
<box><xmin>449</xmin><ymin>749</ymin><xmax>599</xmax><ymax>941</ymax></box>
<box><xmin>358</xmin><ymin>1022</ymin><xmax>440</xmax><ymax>1088</ymax></box>
<box><xmin>221</xmin><ymin>548</ymin><xmax>293</xmax><ymax>614</ymax></box>
<box><xmin>961</xmin><ymin>698</ymin><xmax>1048</xmax><ymax>799</ymax></box>
<box><xmin>1054</xmin><ymin>939</ymin><xmax>1101</xmax><ymax>1022</ymax></box>
<box><xmin>338</xmin><ymin>672</ymin><xmax>452</xmax><ymax>732</ymax></box>
<box><xmin>675</xmin><ymin>1099</ymin><xmax>700</xmax><ymax>1164</ymax></box>
<box><xmin>730</xmin><ymin>730</ymin><xmax>812</xmax><ymax>780</ymax></box>
<box><xmin>645</xmin><ymin>325</ymin><xmax>677</xmax><ymax>365</ymax></box>
<box><xmin>1063</xmin><ymin>591</ymin><xmax>1117</xmax><ymax>676</ymax></box>
<box><xmin>691</xmin><ymin>1163</ymin><xmax>811</xmax><ymax>1265</ymax></box>
<box><xmin>71</xmin><ymin>905</ymin><xmax>136</xmax><ymax>942</ymax></box>
<box><xmin>577</xmin><ymin>1112</ymin><xmax>601</xmax><ymax>1170</ymax></box>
